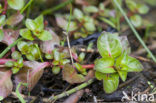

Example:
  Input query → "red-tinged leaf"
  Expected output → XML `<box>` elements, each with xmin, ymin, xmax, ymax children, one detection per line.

<box><xmin>1</xmin><ymin>29</ymin><xmax>20</xmax><ymax>45</ymax></box>
<box><xmin>6</xmin><ymin>13</ymin><xmax>24</xmax><ymax>26</ymax></box>
<box><xmin>14</xmin><ymin>61</ymin><xmax>50</xmax><ymax>92</ymax></box>
<box><xmin>62</xmin><ymin>64</ymin><xmax>85</xmax><ymax>84</ymax></box>
<box><xmin>0</xmin><ymin>69</ymin><xmax>13</xmax><ymax>100</ymax></box>
<box><xmin>40</xmin><ymin>28</ymin><xmax>60</xmax><ymax>54</ymax></box>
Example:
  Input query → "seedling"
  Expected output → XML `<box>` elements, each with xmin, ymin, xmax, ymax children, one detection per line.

<box><xmin>20</xmin><ymin>15</ymin><xmax>52</xmax><ymax>41</ymax></box>
<box><xmin>5</xmin><ymin>51</ymin><xmax>23</xmax><ymax>74</ymax></box>
<box><xmin>17</xmin><ymin>41</ymin><xmax>41</xmax><ymax>61</ymax></box>
<box><xmin>94</xmin><ymin>32</ymin><xmax>143</xmax><ymax>93</ymax></box>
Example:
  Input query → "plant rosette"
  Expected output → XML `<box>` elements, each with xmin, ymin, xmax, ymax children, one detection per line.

<box><xmin>94</xmin><ymin>32</ymin><xmax>143</xmax><ymax>93</ymax></box>
<box><xmin>20</xmin><ymin>15</ymin><xmax>52</xmax><ymax>41</ymax></box>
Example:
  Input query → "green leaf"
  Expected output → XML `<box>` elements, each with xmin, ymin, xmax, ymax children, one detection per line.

<box><xmin>17</xmin><ymin>41</ymin><xmax>30</xmax><ymax>54</ymax></box>
<box><xmin>7</xmin><ymin>0</ymin><xmax>24</xmax><ymax>10</ymax></box>
<box><xmin>34</xmin><ymin>15</ymin><xmax>44</xmax><ymax>32</ymax></box>
<box><xmin>52</xmin><ymin>66</ymin><xmax>60</xmax><ymax>75</ymax></box>
<box><xmin>119</xmin><ymin>36</ymin><xmax>131</xmax><ymax>54</ymax></box>
<box><xmin>28</xmin><ymin>45</ymin><xmax>40</xmax><ymax>60</ymax></box>
<box><xmin>26</xmin><ymin>54</ymin><xmax>35</xmax><ymax>61</ymax></box>
<box><xmin>99</xmin><ymin>17</ymin><xmax>116</xmax><ymax>29</ymax></box>
<box><xmin>52</xmin><ymin>60</ymin><xmax>59</xmax><ymax>65</ymax></box>
<box><xmin>0</xmin><ymin>96</ymin><xmax>3</xmax><ymax>101</ymax></box>
<box><xmin>74</xmin><ymin>8</ymin><xmax>84</xmax><ymax>21</ymax></box>
<box><xmin>116</xmin><ymin>52</ymin><xmax>143</xmax><ymax>72</ymax></box>
<box><xmin>137</xmin><ymin>4</ymin><xmax>149</xmax><ymax>14</ymax></box>
<box><xmin>20</xmin><ymin>28</ymin><xmax>34</xmax><ymax>40</ymax></box>
<box><xmin>25</xmin><ymin>19</ymin><xmax>37</xmax><ymax>31</ymax></box>
<box><xmin>60</xmin><ymin>59</ymin><xmax>70</xmax><ymax>65</ymax></box>
<box><xmin>84</xmin><ymin>22</ymin><xmax>96</xmax><ymax>32</ymax></box>
<box><xmin>118</xmin><ymin>70</ymin><xmax>127</xmax><ymax>82</ymax></box>
<box><xmin>0</xmin><ymin>15</ymin><xmax>6</xmax><ymax>26</ymax></box>
<box><xmin>5</xmin><ymin>61</ymin><xmax>14</xmax><ymax>67</ymax></box>
<box><xmin>11</xmin><ymin>51</ymin><xmax>22</xmax><ymax>60</ymax></box>
<box><xmin>17</xmin><ymin>58</ymin><xmax>23</xmax><ymax>68</ymax></box>
<box><xmin>45</xmin><ymin>53</ymin><xmax>53</xmax><ymax>59</ymax></box>
<box><xmin>38</xmin><ymin>30</ymin><xmax>52</xmax><ymax>41</ymax></box>
<box><xmin>97</xmin><ymin>32</ymin><xmax>122</xmax><ymax>58</ymax></box>
<box><xmin>130</xmin><ymin>15</ymin><xmax>142</xmax><ymax>27</ymax></box>
<box><xmin>0</xmin><ymin>29</ymin><xmax>4</xmax><ymax>41</ymax></box>
<box><xmin>78</xmin><ymin>52</ymin><xmax>85</xmax><ymax>62</ymax></box>
<box><xmin>53</xmin><ymin>49</ymin><xmax>60</xmax><ymax>61</ymax></box>
<box><xmin>83</xmin><ymin>6</ymin><xmax>98</xmax><ymax>13</ymax></box>
<box><xmin>75</xmin><ymin>63</ymin><xmax>87</xmax><ymax>75</ymax></box>
<box><xmin>125</xmin><ymin>0</ymin><xmax>137</xmax><ymax>12</ymax></box>
<box><xmin>94</xmin><ymin>58</ymin><xmax>116</xmax><ymax>73</ymax></box>
<box><xmin>103</xmin><ymin>73</ymin><xmax>119</xmax><ymax>93</ymax></box>
<box><xmin>12</xmin><ymin>67</ymin><xmax>20</xmax><ymax>74</ymax></box>
<box><xmin>95</xmin><ymin>71</ymin><xmax>105</xmax><ymax>80</ymax></box>
<box><xmin>84</xmin><ymin>16</ymin><xmax>96</xmax><ymax>32</ymax></box>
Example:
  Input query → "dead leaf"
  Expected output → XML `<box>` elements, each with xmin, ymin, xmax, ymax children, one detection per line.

<box><xmin>14</xmin><ymin>61</ymin><xmax>50</xmax><ymax>91</ymax></box>
<box><xmin>62</xmin><ymin>64</ymin><xmax>85</xmax><ymax>84</ymax></box>
<box><xmin>6</xmin><ymin>13</ymin><xmax>24</xmax><ymax>26</ymax></box>
<box><xmin>85</xmin><ymin>70</ymin><xmax>95</xmax><ymax>81</ymax></box>
<box><xmin>0</xmin><ymin>69</ymin><xmax>13</xmax><ymax>100</ymax></box>
<box><xmin>2</xmin><ymin>29</ymin><xmax>20</xmax><ymax>45</ymax></box>
<box><xmin>63</xmin><ymin>90</ymin><xmax>84</xmax><ymax>103</ymax></box>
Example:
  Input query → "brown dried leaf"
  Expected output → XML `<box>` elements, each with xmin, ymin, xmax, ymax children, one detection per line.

<box><xmin>14</xmin><ymin>61</ymin><xmax>50</xmax><ymax>91</ymax></box>
<box><xmin>62</xmin><ymin>64</ymin><xmax>85</xmax><ymax>84</ymax></box>
<box><xmin>85</xmin><ymin>70</ymin><xmax>95</xmax><ymax>81</ymax></box>
<box><xmin>0</xmin><ymin>69</ymin><xmax>13</xmax><ymax>100</ymax></box>
<box><xmin>63</xmin><ymin>90</ymin><xmax>84</xmax><ymax>103</ymax></box>
<box><xmin>56</xmin><ymin>16</ymin><xmax>67</xmax><ymax>30</ymax></box>
<box><xmin>40</xmin><ymin>28</ymin><xmax>60</xmax><ymax>54</ymax></box>
<box><xmin>6</xmin><ymin>13</ymin><xmax>24</xmax><ymax>26</ymax></box>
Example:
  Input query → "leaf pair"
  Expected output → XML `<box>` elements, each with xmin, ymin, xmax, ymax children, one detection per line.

<box><xmin>5</xmin><ymin>51</ymin><xmax>23</xmax><ymax>74</ymax></box>
<box><xmin>17</xmin><ymin>41</ymin><xmax>40</xmax><ymax>61</ymax></box>
<box><xmin>95</xmin><ymin>32</ymin><xmax>143</xmax><ymax>93</ymax></box>
<box><xmin>74</xmin><ymin>8</ymin><xmax>96</xmax><ymax>32</ymax></box>
<box><xmin>20</xmin><ymin>15</ymin><xmax>52</xmax><ymax>41</ymax></box>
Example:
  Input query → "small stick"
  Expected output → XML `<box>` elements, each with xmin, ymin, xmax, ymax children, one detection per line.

<box><xmin>64</xmin><ymin>32</ymin><xmax>74</xmax><ymax>67</ymax></box>
<box><xmin>48</xmin><ymin>78</ymin><xmax>94</xmax><ymax>102</ymax></box>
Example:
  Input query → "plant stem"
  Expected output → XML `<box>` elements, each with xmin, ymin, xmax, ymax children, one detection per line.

<box><xmin>0</xmin><ymin>59</ymin><xmax>15</xmax><ymax>64</ymax></box>
<box><xmin>2</xmin><ymin>0</ymin><xmax>8</xmax><ymax>15</ymax></box>
<box><xmin>48</xmin><ymin>78</ymin><xmax>94</xmax><ymax>102</ymax></box>
<box><xmin>113</xmin><ymin>0</ymin><xmax>156</xmax><ymax>63</ymax></box>
<box><xmin>20</xmin><ymin>0</ymin><xmax>34</xmax><ymax>14</ymax></box>
<box><xmin>0</xmin><ymin>38</ymin><xmax>23</xmax><ymax>58</ymax></box>
<box><xmin>41</xmin><ymin>0</ymin><xmax>74</xmax><ymax>15</ymax></box>
<box><xmin>82</xmin><ymin>64</ymin><xmax>94</xmax><ymax>69</ymax></box>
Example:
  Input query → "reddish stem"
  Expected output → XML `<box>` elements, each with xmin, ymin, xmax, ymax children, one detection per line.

<box><xmin>2</xmin><ymin>0</ymin><xmax>8</xmax><ymax>15</ymax></box>
<box><xmin>0</xmin><ymin>59</ymin><xmax>15</xmax><ymax>64</ymax></box>
<box><xmin>82</xmin><ymin>64</ymin><xmax>94</xmax><ymax>69</ymax></box>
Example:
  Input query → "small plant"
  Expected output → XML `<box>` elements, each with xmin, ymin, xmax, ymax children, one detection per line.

<box><xmin>20</xmin><ymin>15</ymin><xmax>52</xmax><ymax>41</ymax></box>
<box><xmin>94</xmin><ymin>32</ymin><xmax>143</xmax><ymax>93</ymax></box>
<box><xmin>5</xmin><ymin>51</ymin><xmax>23</xmax><ymax>74</ymax></box>
<box><xmin>17</xmin><ymin>41</ymin><xmax>41</xmax><ymax>61</ymax></box>
<box><xmin>45</xmin><ymin>49</ymin><xmax>70</xmax><ymax>74</ymax></box>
